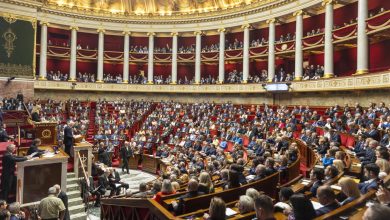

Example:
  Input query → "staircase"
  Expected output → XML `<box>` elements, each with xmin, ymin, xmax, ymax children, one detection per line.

<box><xmin>66</xmin><ymin>172</ymin><xmax>87</xmax><ymax>220</ymax></box>
<box><xmin>86</xmin><ymin>102</ymin><xmax>96</xmax><ymax>144</ymax></box>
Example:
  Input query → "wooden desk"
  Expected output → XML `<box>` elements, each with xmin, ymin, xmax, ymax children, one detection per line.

<box><xmin>17</xmin><ymin>146</ymin><xmax>69</xmax><ymax>205</ymax></box>
<box><xmin>142</xmin><ymin>155</ymin><xmax>160</xmax><ymax>174</ymax></box>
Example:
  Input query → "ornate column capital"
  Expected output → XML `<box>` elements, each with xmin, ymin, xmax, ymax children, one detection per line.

<box><xmin>97</xmin><ymin>28</ymin><xmax>105</xmax><ymax>33</ymax></box>
<box><xmin>217</xmin><ymin>28</ymin><xmax>226</xmax><ymax>33</ymax></box>
<box><xmin>293</xmin><ymin>10</ymin><xmax>304</xmax><ymax>17</ymax></box>
<box><xmin>241</xmin><ymin>24</ymin><xmax>251</xmax><ymax>29</ymax></box>
<box><xmin>69</xmin><ymin>26</ymin><xmax>79</xmax><ymax>31</ymax></box>
<box><xmin>147</xmin><ymin>32</ymin><xmax>155</xmax><ymax>36</ymax></box>
<box><xmin>40</xmin><ymin>21</ymin><xmax>50</xmax><ymax>26</ymax></box>
<box><xmin>122</xmin><ymin>31</ymin><xmax>131</xmax><ymax>36</ymax></box>
<box><xmin>322</xmin><ymin>0</ymin><xmax>335</xmax><ymax>6</ymax></box>
<box><xmin>171</xmin><ymin>32</ymin><xmax>179</xmax><ymax>36</ymax></box>
<box><xmin>194</xmin><ymin>31</ymin><xmax>203</xmax><ymax>36</ymax></box>
<box><xmin>266</xmin><ymin>18</ymin><xmax>276</xmax><ymax>24</ymax></box>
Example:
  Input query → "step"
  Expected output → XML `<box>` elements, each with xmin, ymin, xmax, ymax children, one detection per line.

<box><xmin>69</xmin><ymin>204</ymin><xmax>85</xmax><ymax>216</ymax></box>
<box><xmin>67</xmin><ymin>190</ymin><xmax>81</xmax><ymax>200</ymax></box>
<box><xmin>69</xmin><ymin>212</ymin><xmax>87</xmax><ymax>220</ymax></box>
<box><xmin>67</xmin><ymin>183</ymin><xmax>79</xmax><ymax>191</ymax></box>
<box><xmin>68</xmin><ymin>197</ymin><xmax>84</xmax><ymax>207</ymax></box>
<box><xmin>67</xmin><ymin>177</ymin><xmax>79</xmax><ymax>185</ymax></box>
<box><xmin>67</xmin><ymin>172</ymin><xmax>76</xmax><ymax>178</ymax></box>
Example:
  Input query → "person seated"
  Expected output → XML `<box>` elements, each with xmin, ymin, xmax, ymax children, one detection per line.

<box><xmin>316</xmin><ymin>186</ymin><xmax>340</xmax><ymax>216</ymax></box>
<box><xmin>362</xmin><ymin>204</ymin><xmax>390</xmax><ymax>220</ymax></box>
<box><xmin>359</xmin><ymin>140</ymin><xmax>378</xmax><ymax>166</ymax></box>
<box><xmin>254</xmin><ymin>195</ymin><xmax>275</xmax><ymax>220</ymax></box>
<box><xmin>286</xmin><ymin>193</ymin><xmax>316</xmax><ymax>220</ymax></box>
<box><xmin>131</xmin><ymin>182</ymin><xmax>149</xmax><ymax>198</ymax></box>
<box><xmin>245</xmin><ymin>188</ymin><xmax>261</xmax><ymax>201</ymax></box>
<box><xmin>237</xmin><ymin>195</ymin><xmax>254</xmax><ymax>214</ymax></box>
<box><xmin>27</xmin><ymin>138</ymin><xmax>45</xmax><ymax>157</ymax></box>
<box><xmin>203</xmin><ymin>197</ymin><xmax>226</xmax><ymax>220</ymax></box>
<box><xmin>225</xmin><ymin>170</ymin><xmax>241</xmax><ymax>189</ymax></box>
<box><xmin>324</xmin><ymin>165</ymin><xmax>339</xmax><ymax>182</ymax></box>
<box><xmin>338</xmin><ymin>177</ymin><xmax>361</xmax><ymax>206</ymax></box>
<box><xmin>108</xmin><ymin>169</ymin><xmax>129</xmax><ymax>196</ymax></box>
<box><xmin>98</xmin><ymin>142</ymin><xmax>111</xmax><ymax>167</ymax></box>
<box><xmin>274</xmin><ymin>187</ymin><xmax>294</xmax><ymax>212</ymax></box>
<box><xmin>250</xmin><ymin>164</ymin><xmax>267</xmax><ymax>182</ymax></box>
<box><xmin>265</xmin><ymin>157</ymin><xmax>277</xmax><ymax>175</ymax></box>
<box><xmin>147</xmin><ymin>180</ymin><xmax>161</xmax><ymax>197</ymax></box>
<box><xmin>322</xmin><ymin>148</ymin><xmax>337</xmax><ymax>167</ymax></box>
<box><xmin>173</xmin><ymin>179</ymin><xmax>204</xmax><ymax>215</ymax></box>
<box><xmin>198</xmin><ymin>172</ymin><xmax>214</xmax><ymax>194</ymax></box>
<box><xmin>0</xmin><ymin>124</ymin><xmax>12</xmax><ymax>142</ymax></box>
<box><xmin>359</xmin><ymin>163</ymin><xmax>380</xmax><ymax>194</ymax></box>
<box><xmin>308</xmin><ymin>167</ymin><xmax>325</xmax><ymax>197</ymax></box>
<box><xmin>153</xmin><ymin>179</ymin><xmax>176</xmax><ymax>204</ymax></box>
<box><xmin>98</xmin><ymin>170</ymin><xmax>114</xmax><ymax>197</ymax></box>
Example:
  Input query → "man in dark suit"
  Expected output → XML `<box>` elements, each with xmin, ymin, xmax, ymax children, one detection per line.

<box><xmin>98</xmin><ymin>142</ymin><xmax>111</xmax><ymax>166</ymax></box>
<box><xmin>54</xmin><ymin>184</ymin><xmax>69</xmax><ymax>220</ymax></box>
<box><xmin>63</xmin><ymin>121</ymin><xmax>75</xmax><ymax>157</ymax></box>
<box><xmin>1</xmin><ymin>144</ymin><xmax>31</xmax><ymax>201</ymax></box>
<box><xmin>358</xmin><ymin>140</ymin><xmax>378</xmax><ymax>166</ymax></box>
<box><xmin>27</xmin><ymin>138</ymin><xmax>45</xmax><ymax>157</ymax></box>
<box><xmin>0</xmin><ymin>124</ymin><xmax>11</xmax><ymax>142</ymax></box>
<box><xmin>173</xmin><ymin>179</ymin><xmax>204</xmax><ymax>215</ymax></box>
<box><xmin>359</xmin><ymin>163</ymin><xmax>380</xmax><ymax>194</ymax></box>
<box><xmin>120</xmin><ymin>142</ymin><xmax>133</xmax><ymax>174</ymax></box>
<box><xmin>316</xmin><ymin>186</ymin><xmax>340</xmax><ymax>216</ymax></box>
<box><xmin>98</xmin><ymin>170</ymin><xmax>113</xmax><ymax>197</ymax></box>
<box><xmin>108</xmin><ymin>169</ymin><xmax>129</xmax><ymax>196</ymax></box>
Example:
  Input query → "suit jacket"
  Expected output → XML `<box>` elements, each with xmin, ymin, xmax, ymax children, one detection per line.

<box><xmin>0</xmin><ymin>129</ymin><xmax>10</xmax><ymax>142</ymax></box>
<box><xmin>361</xmin><ymin>148</ymin><xmax>376</xmax><ymax>165</ymax></box>
<box><xmin>98</xmin><ymin>175</ymin><xmax>112</xmax><ymax>192</ymax></box>
<box><xmin>1</xmin><ymin>152</ymin><xmax>27</xmax><ymax>176</ymax></box>
<box><xmin>315</xmin><ymin>202</ymin><xmax>340</xmax><ymax>216</ymax></box>
<box><xmin>358</xmin><ymin>179</ymin><xmax>378</xmax><ymax>194</ymax></box>
<box><xmin>310</xmin><ymin>181</ymin><xmax>323</xmax><ymax>197</ymax></box>
<box><xmin>58</xmin><ymin>191</ymin><xmax>70</xmax><ymax>220</ymax></box>
<box><xmin>31</xmin><ymin>112</ymin><xmax>41</xmax><ymax>122</ymax></box>
<box><xmin>120</xmin><ymin>146</ymin><xmax>132</xmax><ymax>159</ymax></box>
<box><xmin>64</xmin><ymin>126</ymin><xmax>74</xmax><ymax>147</ymax></box>
<box><xmin>27</xmin><ymin>144</ymin><xmax>44</xmax><ymax>156</ymax></box>
<box><xmin>175</xmin><ymin>191</ymin><xmax>205</xmax><ymax>214</ymax></box>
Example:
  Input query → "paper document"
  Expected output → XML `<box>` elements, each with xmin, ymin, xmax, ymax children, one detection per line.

<box><xmin>331</xmin><ymin>185</ymin><xmax>342</xmax><ymax>191</ymax></box>
<box><xmin>311</xmin><ymin>201</ymin><xmax>324</xmax><ymax>210</ymax></box>
<box><xmin>225</xmin><ymin>208</ymin><xmax>237</xmax><ymax>216</ymax></box>
<box><xmin>115</xmin><ymin>183</ymin><xmax>122</xmax><ymax>188</ymax></box>
<box><xmin>29</xmin><ymin>152</ymin><xmax>38</xmax><ymax>157</ymax></box>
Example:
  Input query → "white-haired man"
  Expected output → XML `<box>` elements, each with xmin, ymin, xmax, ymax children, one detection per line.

<box><xmin>63</xmin><ymin>121</ymin><xmax>74</xmax><ymax>157</ymax></box>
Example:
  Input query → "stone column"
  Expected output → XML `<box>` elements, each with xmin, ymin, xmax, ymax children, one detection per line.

<box><xmin>123</xmin><ymin>31</ymin><xmax>130</xmax><ymax>83</ymax></box>
<box><xmin>323</xmin><ymin>0</ymin><xmax>334</xmax><ymax>78</ymax></box>
<box><xmin>39</xmin><ymin>22</ymin><xmax>48</xmax><ymax>80</ymax></box>
<box><xmin>96</xmin><ymin>28</ymin><xmax>105</xmax><ymax>82</ymax></box>
<box><xmin>242</xmin><ymin>24</ymin><xmax>250</xmax><ymax>83</ymax></box>
<box><xmin>218</xmin><ymin>28</ymin><xmax>226</xmax><ymax>83</ymax></box>
<box><xmin>356</xmin><ymin>0</ymin><xmax>368</xmax><ymax>74</ymax></box>
<box><xmin>171</xmin><ymin>32</ymin><xmax>178</xmax><ymax>84</ymax></box>
<box><xmin>294</xmin><ymin>11</ymin><xmax>303</xmax><ymax>80</ymax></box>
<box><xmin>267</xmin><ymin>19</ymin><xmax>276</xmax><ymax>82</ymax></box>
<box><xmin>69</xmin><ymin>26</ymin><xmax>78</xmax><ymax>81</ymax></box>
<box><xmin>147</xmin><ymin>32</ymin><xmax>155</xmax><ymax>84</ymax></box>
<box><xmin>194</xmin><ymin>31</ymin><xmax>202</xmax><ymax>84</ymax></box>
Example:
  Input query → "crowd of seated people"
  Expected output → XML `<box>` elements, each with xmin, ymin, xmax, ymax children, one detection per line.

<box><xmin>77</xmin><ymin>72</ymin><xmax>96</xmax><ymax>83</ymax></box>
<box><xmin>302</xmin><ymin>64</ymin><xmax>324</xmax><ymax>80</ymax></box>
<box><xmin>226</xmin><ymin>70</ymin><xmax>243</xmax><ymax>83</ymax></box>
<box><xmin>154</xmin><ymin>75</ymin><xmax>171</xmax><ymax>84</ymax></box>
<box><xmin>103</xmin><ymin>74</ymin><xmax>122</xmax><ymax>83</ymax></box>
<box><xmin>200</xmin><ymin>75</ymin><xmax>217</xmax><ymax>84</ymax></box>
<box><xmin>154</xmin><ymin>46</ymin><xmax>172</xmax><ymax>54</ymax></box>
<box><xmin>0</xmin><ymin>95</ymin><xmax>24</xmax><ymax>111</ymax></box>
<box><xmin>250</xmin><ymin>38</ymin><xmax>267</xmax><ymax>48</ymax></box>
<box><xmin>47</xmin><ymin>70</ymin><xmax>68</xmax><ymax>81</ymax></box>
<box><xmin>202</xmin><ymin>44</ymin><xmax>219</xmax><ymax>53</ymax></box>
<box><xmin>130</xmin><ymin>45</ymin><xmax>148</xmax><ymax>53</ymax></box>
<box><xmin>93</xmin><ymin>100</ymin><xmax>390</xmax><ymax>219</ymax></box>
<box><xmin>178</xmin><ymin>45</ymin><xmax>195</xmax><ymax>54</ymax></box>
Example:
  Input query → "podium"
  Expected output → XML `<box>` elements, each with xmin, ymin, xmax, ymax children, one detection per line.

<box><xmin>16</xmin><ymin>146</ymin><xmax>69</xmax><ymax>204</ymax></box>
<box><xmin>73</xmin><ymin>142</ymin><xmax>93</xmax><ymax>179</ymax></box>
<box><xmin>34</xmin><ymin>122</ymin><xmax>57</xmax><ymax>145</ymax></box>
<box><xmin>142</xmin><ymin>155</ymin><xmax>160</xmax><ymax>174</ymax></box>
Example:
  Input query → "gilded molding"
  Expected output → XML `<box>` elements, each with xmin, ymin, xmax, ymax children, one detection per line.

<box><xmin>69</xmin><ymin>26</ymin><xmax>79</xmax><ymax>31</ymax></box>
<box><xmin>122</xmin><ymin>31</ymin><xmax>131</xmax><ymax>35</ymax></box>
<box><xmin>322</xmin><ymin>0</ymin><xmax>335</xmax><ymax>6</ymax></box>
<box><xmin>266</xmin><ymin>18</ymin><xmax>276</xmax><ymax>24</ymax></box>
<box><xmin>97</xmin><ymin>28</ymin><xmax>105</xmax><ymax>33</ymax></box>
<box><xmin>217</xmin><ymin>28</ymin><xmax>226</xmax><ymax>33</ymax></box>
<box><xmin>147</xmin><ymin>32</ymin><xmax>155</xmax><ymax>36</ymax></box>
<box><xmin>170</xmin><ymin>32</ymin><xmax>179</xmax><ymax>36</ymax></box>
<box><xmin>34</xmin><ymin>71</ymin><xmax>390</xmax><ymax>94</ymax></box>
<box><xmin>241</xmin><ymin>24</ymin><xmax>251</xmax><ymax>29</ymax></box>
<box><xmin>293</xmin><ymin>10</ymin><xmax>303</xmax><ymax>17</ymax></box>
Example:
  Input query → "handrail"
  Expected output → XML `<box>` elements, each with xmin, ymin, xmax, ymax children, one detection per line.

<box><xmin>77</xmin><ymin>151</ymin><xmax>89</xmax><ymax>187</ymax></box>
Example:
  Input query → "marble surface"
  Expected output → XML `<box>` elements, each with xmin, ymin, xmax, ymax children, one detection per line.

<box><xmin>86</xmin><ymin>168</ymin><xmax>156</xmax><ymax>219</ymax></box>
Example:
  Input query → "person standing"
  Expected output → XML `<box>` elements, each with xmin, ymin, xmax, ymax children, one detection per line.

<box><xmin>1</xmin><ymin>144</ymin><xmax>30</xmax><ymax>201</ymax></box>
<box><xmin>38</xmin><ymin>187</ymin><xmax>65</xmax><ymax>220</ymax></box>
<box><xmin>120</xmin><ymin>142</ymin><xmax>133</xmax><ymax>174</ymax></box>
<box><xmin>54</xmin><ymin>185</ymin><xmax>69</xmax><ymax>220</ymax></box>
<box><xmin>63</xmin><ymin>121</ymin><xmax>74</xmax><ymax>157</ymax></box>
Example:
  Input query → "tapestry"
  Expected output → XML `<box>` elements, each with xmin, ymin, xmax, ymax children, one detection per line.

<box><xmin>0</xmin><ymin>14</ymin><xmax>36</xmax><ymax>79</ymax></box>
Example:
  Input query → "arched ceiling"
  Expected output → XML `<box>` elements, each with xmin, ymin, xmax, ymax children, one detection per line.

<box><xmin>49</xmin><ymin>0</ymin><xmax>255</xmax><ymax>15</ymax></box>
